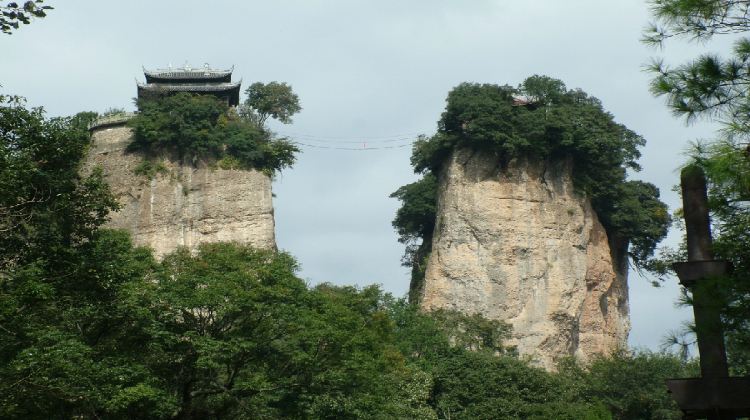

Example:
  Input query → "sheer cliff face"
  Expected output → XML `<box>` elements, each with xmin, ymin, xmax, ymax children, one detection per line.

<box><xmin>420</xmin><ymin>148</ymin><xmax>629</xmax><ymax>369</ymax></box>
<box><xmin>84</xmin><ymin>125</ymin><xmax>276</xmax><ymax>258</ymax></box>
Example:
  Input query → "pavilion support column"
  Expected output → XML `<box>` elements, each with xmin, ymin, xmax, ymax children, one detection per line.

<box><xmin>666</xmin><ymin>165</ymin><xmax>750</xmax><ymax>420</ymax></box>
<box><xmin>679</xmin><ymin>166</ymin><xmax>729</xmax><ymax>382</ymax></box>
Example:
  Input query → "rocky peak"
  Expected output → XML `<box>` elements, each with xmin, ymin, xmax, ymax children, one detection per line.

<box><xmin>419</xmin><ymin>148</ymin><xmax>629</xmax><ymax>369</ymax></box>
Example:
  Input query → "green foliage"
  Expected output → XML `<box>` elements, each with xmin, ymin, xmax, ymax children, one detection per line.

<box><xmin>601</xmin><ymin>180</ymin><xmax>671</xmax><ymax>264</ymax></box>
<box><xmin>133</xmin><ymin>159</ymin><xmax>169</xmax><ymax>180</ymax></box>
<box><xmin>428</xmin><ymin>351</ymin><xmax>565</xmax><ymax>419</ymax></box>
<box><xmin>0</xmin><ymin>97</ymin><xmax>116</xmax><ymax>272</ymax></box>
<box><xmin>243</xmin><ymin>81</ymin><xmax>302</xmax><ymax>127</ymax></box>
<box><xmin>429</xmin><ymin>309</ymin><xmax>514</xmax><ymax>354</ymax></box>
<box><xmin>0</xmin><ymin>228</ymin><xmax>165</xmax><ymax>419</ymax></box>
<box><xmin>0</xmin><ymin>207</ymin><xmax>697</xmax><ymax>420</ymax></box>
<box><xmin>389</xmin><ymin>173</ymin><xmax>438</xmax><ymax>299</ymax></box>
<box><xmin>389</xmin><ymin>172</ymin><xmax>438</xmax><ymax>246</ymax></box>
<box><xmin>389</xmin><ymin>301</ymin><xmax>572</xmax><ymax>420</ymax></box>
<box><xmin>645</xmin><ymin>0</ymin><xmax>750</xmax><ymax>135</ymax></box>
<box><xmin>128</xmin><ymin>93</ymin><xmax>233</xmax><ymax>158</ymax></box>
<box><xmin>559</xmin><ymin>350</ymin><xmax>698</xmax><ymax>420</ymax></box>
<box><xmin>127</xmin><ymin>92</ymin><xmax>298</xmax><ymax>175</ymax></box>
<box><xmin>410</xmin><ymin>77</ymin><xmax>644</xmax><ymax>177</ymax></box>
<box><xmin>102</xmin><ymin>107</ymin><xmax>127</xmax><ymax>117</ymax></box>
<box><xmin>1</xmin><ymin>1</ymin><xmax>52</xmax><ymax>34</ymax></box>
<box><xmin>648</xmin><ymin>42</ymin><xmax>750</xmax><ymax>133</ymax></box>
<box><xmin>215</xmin><ymin>155</ymin><xmax>242</xmax><ymax>170</ymax></box>
<box><xmin>644</xmin><ymin>0</ymin><xmax>750</xmax><ymax>42</ymax></box>
<box><xmin>523</xmin><ymin>401</ymin><xmax>612</xmax><ymax>420</ymax></box>
<box><xmin>122</xmin><ymin>244</ymin><xmax>439</xmax><ymax>419</ymax></box>
<box><xmin>0</xmin><ymin>96</ymin><xmax>171</xmax><ymax>418</ymax></box>
<box><xmin>139</xmin><ymin>245</ymin><xmax>311</xmax><ymax>419</ymax></box>
<box><xmin>393</xmin><ymin>76</ymin><xmax>671</xmax><ymax>283</ymax></box>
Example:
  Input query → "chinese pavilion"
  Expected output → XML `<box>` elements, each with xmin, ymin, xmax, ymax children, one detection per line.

<box><xmin>137</xmin><ymin>64</ymin><xmax>242</xmax><ymax>106</ymax></box>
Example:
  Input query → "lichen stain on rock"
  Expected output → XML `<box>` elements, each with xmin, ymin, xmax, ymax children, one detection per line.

<box><xmin>420</xmin><ymin>148</ymin><xmax>629</xmax><ymax>370</ymax></box>
<box><xmin>82</xmin><ymin>125</ymin><xmax>276</xmax><ymax>258</ymax></box>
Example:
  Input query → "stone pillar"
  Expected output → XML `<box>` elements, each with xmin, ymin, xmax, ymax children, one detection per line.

<box><xmin>420</xmin><ymin>148</ymin><xmax>629</xmax><ymax>369</ymax></box>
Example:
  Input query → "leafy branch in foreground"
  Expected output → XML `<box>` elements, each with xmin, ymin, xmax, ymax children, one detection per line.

<box><xmin>646</xmin><ymin>1</ymin><xmax>750</xmax><ymax>137</ymax></box>
<box><xmin>1</xmin><ymin>1</ymin><xmax>52</xmax><ymax>34</ymax></box>
<box><xmin>643</xmin><ymin>0</ymin><xmax>750</xmax><ymax>44</ymax></box>
<box><xmin>242</xmin><ymin>81</ymin><xmax>301</xmax><ymax>128</ymax></box>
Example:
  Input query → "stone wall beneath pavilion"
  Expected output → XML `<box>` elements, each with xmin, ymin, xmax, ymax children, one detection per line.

<box><xmin>82</xmin><ymin>123</ymin><xmax>276</xmax><ymax>258</ymax></box>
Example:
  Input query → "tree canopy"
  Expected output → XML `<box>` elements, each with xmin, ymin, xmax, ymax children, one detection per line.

<box><xmin>127</xmin><ymin>92</ymin><xmax>299</xmax><ymax>175</ymax></box>
<box><xmin>646</xmin><ymin>0</ymin><xmax>750</xmax><ymax>134</ymax></box>
<box><xmin>242</xmin><ymin>81</ymin><xmax>302</xmax><ymax>128</ymax></box>
<box><xmin>0</xmin><ymin>96</ymin><xmax>112</xmax><ymax>274</ymax></box>
<box><xmin>1</xmin><ymin>96</ymin><xmax>156</xmax><ymax>418</ymax></box>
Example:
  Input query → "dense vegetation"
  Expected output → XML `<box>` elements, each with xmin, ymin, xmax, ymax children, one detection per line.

<box><xmin>0</xmin><ymin>97</ymin><xmax>696</xmax><ymax>418</ymax></box>
<box><xmin>392</xmin><ymin>76</ymin><xmax>671</xmax><ymax>295</ymax></box>
<box><xmin>127</xmin><ymin>91</ymin><xmax>299</xmax><ymax>175</ymax></box>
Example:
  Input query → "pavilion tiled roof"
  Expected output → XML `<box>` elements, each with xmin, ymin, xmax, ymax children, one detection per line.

<box><xmin>138</xmin><ymin>64</ymin><xmax>241</xmax><ymax>106</ymax></box>
<box><xmin>143</xmin><ymin>65</ymin><xmax>234</xmax><ymax>83</ymax></box>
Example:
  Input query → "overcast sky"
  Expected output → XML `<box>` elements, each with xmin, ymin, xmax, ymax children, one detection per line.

<box><xmin>2</xmin><ymin>0</ymin><xmax>735</xmax><ymax>350</ymax></box>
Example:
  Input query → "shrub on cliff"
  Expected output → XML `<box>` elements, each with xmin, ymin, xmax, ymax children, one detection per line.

<box><xmin>558</xmin><ymin>350</ymin><xmax>697</xmax><ymax>420</ymax></box>
<box><xmin>392</xmin><ymin>76</ymin><xmax>671</xmax><ymax>276</ymax></box>
<box><xmin>127</xmin><ymin>92</ymin><xmax>299</xmax><ymax>175</ymax></box>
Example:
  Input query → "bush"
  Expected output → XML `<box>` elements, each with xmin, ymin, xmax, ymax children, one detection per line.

<box><xmin>127</xmin><ymin>93</ymin><xmax>298</xmax><ymax>175</ymax></box>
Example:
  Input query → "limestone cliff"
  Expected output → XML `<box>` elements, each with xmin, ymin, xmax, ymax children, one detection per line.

<box><xmin>83</xmin><ymin>123</ymin><xmax>276</xmax><ymax>258</ymax></box>
<box><xmin>419</xmin><ymin>148</ymin><xmax>629</xmax><ymax>369</ymax></box>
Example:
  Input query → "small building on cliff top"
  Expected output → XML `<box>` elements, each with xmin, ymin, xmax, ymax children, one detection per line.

<box><xmin>136</xmin><ymin>64</ymin><xmax>242</xmax><ymax>106</ymax></box>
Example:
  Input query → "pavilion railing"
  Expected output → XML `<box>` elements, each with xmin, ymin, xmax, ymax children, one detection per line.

<box><xmin>88</xmin><ymin>112</ymin><xmax>136</xmax><ymax>131</ymax></box>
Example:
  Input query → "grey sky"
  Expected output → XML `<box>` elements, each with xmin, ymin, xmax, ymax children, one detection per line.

<box><xmin>1</xmin><ymin>0</ymin><xmax>732</xmax><ymax>350</ymax></box>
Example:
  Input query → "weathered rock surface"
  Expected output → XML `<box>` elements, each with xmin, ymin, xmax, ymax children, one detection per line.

<box><xmin>419</xmin><ymin>148</ymin><xmax>629</xmax><ymax>369</ymax></box>
<box><xmin>83</xmin><ymin>124</ymin><xmax>276</xmax><ymax>258</ymax></box>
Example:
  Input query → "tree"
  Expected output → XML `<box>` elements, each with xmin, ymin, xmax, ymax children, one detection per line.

<box><xmin>0</xmin><ymin>96</ymin><xmax>176</xmax><ymax>418</ymax></box>
<box><xmin>645</xmin><ymin>0</ymin><xmax>750</xmax><ymax>374</ymax></box>
<box><xmin>559</xmin><ymin>350</ymin><xmax>698</xmax><ymax>420</ymax></box>
<box><xmin>242</xmin><ymin>82</ymin><xmax>302</xmax><ymax>127</ymax></box>
<box><xmin>127</xmin><ymin>92</ymin><xmax>299</xmax><ymax>175</ymax></box>
<box><xmin>0</xmin><ymin>96</ymin><xmax>113</xmax><ymax>274</ymax></box>
<box><xmin>645</xmin><ymin>0</ymin><xmax>750</xmax><ymax>136</ymax></box>
<box><xmin>1</xmin><ymin>1</ymin><xmax>51</xmax><ymax>34</ymax></box>
<box><xmin>389</xmin><ymin>173</ymin><xmax>438</xmax><ymax>301</ymax></box>
<box><xmin>390</xmin><ymin>172</ymin><xmax>438</xmax><ymax>247</ymax></box>
<box><xmin>95</xmin><ymin>243</ymin><xmax>436</xmax><ymax>419</ymax></box>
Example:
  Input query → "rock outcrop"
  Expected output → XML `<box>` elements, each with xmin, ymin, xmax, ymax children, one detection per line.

<box><xmin>419</xmin><ymin>148</ymin><xmax>629</xmax><ymax>369</ymax></box>
<box><xmin>83</xmin><ymin>123</ymin><xmax>276</xmax><ymax>258</ymax></box>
